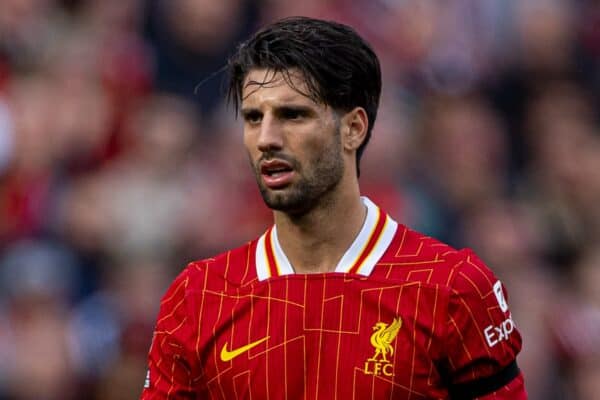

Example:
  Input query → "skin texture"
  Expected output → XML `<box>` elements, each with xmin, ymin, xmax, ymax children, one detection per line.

<box><xmin>242</xmin><ymin>69</ymin><xmax>344</xmax><ymax>214</ymax></box>
<box><xmin>241</xmin><ymin>68</ymin><xmax>369</xmax><ymax>273</ymax></box>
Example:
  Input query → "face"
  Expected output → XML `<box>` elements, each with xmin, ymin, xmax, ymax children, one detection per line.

<box><xmin>241</xmin><ymin>69</ymin><xmax>345</xmax><ymax>215</ymax></box>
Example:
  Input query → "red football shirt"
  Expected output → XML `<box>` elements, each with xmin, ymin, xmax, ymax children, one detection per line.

<box><xmin>141</xmin><ymin>198</ymin><xmax>526</xmax><ymax>399</ymax></box>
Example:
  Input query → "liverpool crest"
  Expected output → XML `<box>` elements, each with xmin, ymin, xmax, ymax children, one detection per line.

<box><xmin>363</xmin><ymin>317</ymin><xmax>402</xmax><ymax>376</ymax></box>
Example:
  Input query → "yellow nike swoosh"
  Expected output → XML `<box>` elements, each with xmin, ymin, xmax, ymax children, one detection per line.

<box><xmin>220</xmin><ymin>336</ymin><xmax>270</xmax><ymax>362</ymax></box>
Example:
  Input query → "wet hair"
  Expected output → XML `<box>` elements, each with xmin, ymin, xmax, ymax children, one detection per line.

<box><xmin>227</xmin><ymin>16</ymin><xmax>382</xmax><ymax>176</ymax></box>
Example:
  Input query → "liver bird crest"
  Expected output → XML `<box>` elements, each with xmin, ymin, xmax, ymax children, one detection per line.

<box><xmin>368</xmin><ymin>318</ymin><xmax>402</xmax><ymax>362</ymax></box>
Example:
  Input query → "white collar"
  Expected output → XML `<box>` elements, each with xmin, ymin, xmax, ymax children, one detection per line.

<box><xmin>255</xmin><ymin>197</ymin><xmax>398</xmax><ymax>281</ymax></box>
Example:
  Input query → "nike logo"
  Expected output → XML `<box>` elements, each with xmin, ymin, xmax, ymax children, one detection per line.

<box><xmin>220</xmin><ymin>336</ymin><xmax>270</xmax><ymax>362</ymax></box>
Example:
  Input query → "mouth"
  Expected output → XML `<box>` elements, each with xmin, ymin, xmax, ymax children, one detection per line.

<box><xmin>260</xmin><ymin>159</ymin><xmax>295</xmax><ymax>189</ymax></box>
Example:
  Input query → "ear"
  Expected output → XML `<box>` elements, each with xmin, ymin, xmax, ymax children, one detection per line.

<box><xmin>340</xmin><ymin>107</ymin><xmax>368</xmax><ymax>152</ymax></box>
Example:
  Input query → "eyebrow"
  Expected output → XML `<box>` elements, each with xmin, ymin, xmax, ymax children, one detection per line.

<box><xmin>240</xmin><ymin>104</ymin><xmax>315</xmax><ymax>118</ymax></box>
<box><xmin>240</xmin><ymin>108</ymin><xmax>260</xmax><ymax>118</ymax></box>
<box><xmin>276</xmin><ymin>105</ymin><xmax>314</xmax><ymax>116</ymax></box>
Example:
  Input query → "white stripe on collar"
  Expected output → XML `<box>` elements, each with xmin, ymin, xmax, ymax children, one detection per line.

<box><xmin>254</xmin><ymin>197</ymin><xmax>397</xmax><ymax>280</ymax></box>
<box><xmin>255</xmin><ymin>233</ymin><xmax>271</xmax><ymax>281</ymax></box>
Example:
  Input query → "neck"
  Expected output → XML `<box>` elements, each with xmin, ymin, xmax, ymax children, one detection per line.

<box><xmin>273</xmin><ymin>185</ymin><xmax>366</xmax><ymax>274</ymax></box>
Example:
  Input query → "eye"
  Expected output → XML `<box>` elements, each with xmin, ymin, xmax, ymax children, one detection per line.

<box><xmin>242</xmin><ymin>110</ymin><xmax>262</xmax><ymax>125</ymax></box>
<box><xmin>280</xmin><ymin>108</ymin><xmax>304</xmax><ymax>120</ymax></box>
<box><xmin>281</xmin><ymin>109</ymin><xmax>300</xmax><ymax>119</ymax></box>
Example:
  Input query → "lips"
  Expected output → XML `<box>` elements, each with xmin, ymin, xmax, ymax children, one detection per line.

<box><xmin>260</xmin><ymin>159</ymin><xmax>295</xmax><ymax>189</ymax></box>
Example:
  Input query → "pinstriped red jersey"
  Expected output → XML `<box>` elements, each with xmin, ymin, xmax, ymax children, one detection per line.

<box><xmin>141</xmin><ymin>198</ymin><xmax>526</xmax><ymax>399</ymax></box>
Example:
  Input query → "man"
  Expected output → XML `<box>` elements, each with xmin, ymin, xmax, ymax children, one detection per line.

<box><xmin>141</xmin><ymin>17</ymin><xmax>526</xmax><ymax>399</ymax></box>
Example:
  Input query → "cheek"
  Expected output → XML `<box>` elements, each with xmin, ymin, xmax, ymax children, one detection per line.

<box><xmin>243</xmin><ymin>131</ymin><xmax>257</xmax><ymax>158</ymax></box>
<box><xmin>306</xmin><ymin>121</ymin><xmax>336</xmax><ymax>150</ymax></box>
<box><xmin>242</xmin><ymin>129</ymin><xmax>251</xmax><ymax>147</ymax></box>
<box><xmin>302</xmin><ymin>138</ymin><xmax>339</xmax><ymax>173</ymax></box>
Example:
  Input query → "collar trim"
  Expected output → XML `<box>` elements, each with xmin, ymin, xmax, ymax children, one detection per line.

<box><xmin>255</xmin><ymin>197</ymin><xmax>397</xmax><ymax>280</ymax></box>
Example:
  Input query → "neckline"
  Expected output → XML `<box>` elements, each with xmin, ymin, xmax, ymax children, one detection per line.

<box><xmin>255</xmin><ymin>197</ymin><xmax>398</xmax><ymax>281</ymax></box>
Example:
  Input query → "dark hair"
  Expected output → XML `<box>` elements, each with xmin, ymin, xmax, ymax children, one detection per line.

<box><xmin>227</xmin><ymin>16</ymin><xmax>382</xmax><ymax>176</ymax></box>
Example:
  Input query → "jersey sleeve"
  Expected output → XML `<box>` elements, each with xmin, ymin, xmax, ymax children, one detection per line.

<box><xmin>140</xmin><ymin>268</ymin><xmax>200</xmax><ymax>399</ymax></box>
<box><xmin>443</xmin><ymin>250</ymin><xmax>527</xmax><ymax>399</ymax></box>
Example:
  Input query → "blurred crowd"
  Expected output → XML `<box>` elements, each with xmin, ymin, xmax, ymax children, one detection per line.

<box><xmin>0</xmin><ymin>0</ymin><xmax>598</xmax><ymax>399</ymax></box>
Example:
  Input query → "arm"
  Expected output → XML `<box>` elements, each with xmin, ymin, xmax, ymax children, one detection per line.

<box><xmin>141</xmin><ymin>270</ymin><xmax>200</xmax><ymax>399</ymax></box>
<box><xmin>443</xmin><ymin>250</ymin><xmax>528</xmax><ymax>399</ymax></box>
<box><xmin>476</xmin><ymin>373</ymin><xmax>526</xmax><ymax>399</ymax></box>
<box><xmin>448</xmin><ymin>362</ymin><xmax>526</xmax><ymax>399</ymax></box>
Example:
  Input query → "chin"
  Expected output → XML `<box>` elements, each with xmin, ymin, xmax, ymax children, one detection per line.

<box><xmin>260</xmin><ymin>188</ymin><xmax>310</xmax><ymax>215</ymax></box>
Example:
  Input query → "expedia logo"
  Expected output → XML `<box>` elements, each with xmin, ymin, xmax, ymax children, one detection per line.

<box><xmin>493</xmin><ymin>280</ymin><xmax>509</xmax><ymax>313</ymax></box>
<box><xmin>363</xmin><ymin>318</ymin><xmax>401</xmax><ymax>377</ymax></box>
<box><xmin>484</xmin><ymin>315</ymin><xmax>515</xmax><ymax>347</ymax></box>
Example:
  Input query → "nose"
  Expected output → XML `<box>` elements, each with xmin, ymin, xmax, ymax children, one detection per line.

<box><xmin>256</xmin><ymin>114</ymin><xmax>284</xmax><ymax>152</ymax></box>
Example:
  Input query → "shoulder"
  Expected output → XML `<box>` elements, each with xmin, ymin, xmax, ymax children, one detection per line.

<box><xmin>442</xmin><ymin>249</ymin><xmax>501</xmax><ymax>300</ymax></box>
<box><xmin>378</xmin><ymin>225</ymin><xmax>496</xmax><ymax>287</ymax></box>
<box><xmin>168</xmin><ymin>240</ymin><xmax>260</xmax><ymax>297</ymax></box>
<box><xmin>382</xmin><ymin>224</ymin><xmax>456</xmax><ymax>263</ymax></box>
<box><xmin>154</xmin><ymin>239</ymin><xmax>260</xmax><ymax>332</ymax></box>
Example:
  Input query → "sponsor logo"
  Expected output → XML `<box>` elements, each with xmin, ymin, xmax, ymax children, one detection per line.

<box><xmin>220</xmin><ymin>336</ymin><xmax>270</xmax><ymax>362</ymax></box>
<box><xmin>363</xmin><ymin>317</ymin><xmax>401</xmax><ymax>377</ymax></box>
<box><xmin>484</xmin><ymin>315</ymin><xmax>515</xmax><ymax>347</ymax></box>
<box><xmin>144</xmin><ymin>369</ymin><xmax>150</xmax><ymax>388</ymax></box>
<box><xmin>493</xmin><ymin>280</ymin><xmax>509</xmax><ymax>313</ymax></box>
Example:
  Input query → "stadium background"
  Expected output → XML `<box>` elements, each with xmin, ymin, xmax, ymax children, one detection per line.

<box><xmin>0</xmin><ymin>0</ymin><xmax>599</xmax><ymax>398</ymax></box>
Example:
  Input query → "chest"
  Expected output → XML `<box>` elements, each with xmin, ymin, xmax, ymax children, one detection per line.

<box><xmin>196</xmin><ymin>277</ymin><xmax>448</xmax><ymax>399</ymax></box>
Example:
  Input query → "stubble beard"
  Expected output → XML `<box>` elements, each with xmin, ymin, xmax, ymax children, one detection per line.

<box><xmin>253</xmin><ymin>130</ymin><xmax>345</xmax><ymax>216</ymax></box>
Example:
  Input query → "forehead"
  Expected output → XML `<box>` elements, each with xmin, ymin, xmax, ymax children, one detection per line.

<box><xmin>242</xmin><ymin>68</ymin><xmax>316</xmax><ymax>105</ymax></box>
